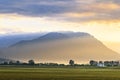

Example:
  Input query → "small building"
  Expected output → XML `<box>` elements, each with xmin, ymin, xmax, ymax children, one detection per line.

<box><xmin>97</xmin><ymin>61</ymin><xmax>105</xmax><ymax>67</ymax></box>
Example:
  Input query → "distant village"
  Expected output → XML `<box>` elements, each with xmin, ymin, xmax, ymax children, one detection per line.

<box><xmin>90</xmin><ymin>60</ymin><xmax>120</xmax><ymax>67</ymax></box>
<box><xmin>89</xmin><ymin>60</ymin><xmax>120</xmax><ymax>67</ymax></box>
<box><xmin>0</xmin><ymin>59</ymin><xmax>120</xmax><ymax>67</ymax></box>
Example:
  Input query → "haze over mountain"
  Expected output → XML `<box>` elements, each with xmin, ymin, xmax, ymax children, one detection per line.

<box><xmin>1</xmin><ymin>32</ymin><xmax>120</xmax><ymax>64</ymax></box>
<box><xmin>11</xmin><ymin>32</ymin><xmax>90</xmax><ymax>47</ymax></box>
<box><xmin>0</xmin><ymin>33</ymin><xmax>46</xmax><ymax>48</ymax></box>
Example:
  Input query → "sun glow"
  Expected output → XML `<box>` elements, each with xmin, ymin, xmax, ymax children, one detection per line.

<box><xmin>0</xmin><ymin>14</ymin><xmax>80</xmax><ymax>34</ymax></box>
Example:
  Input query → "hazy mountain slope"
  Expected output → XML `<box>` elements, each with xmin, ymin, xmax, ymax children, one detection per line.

<box><xmin>1</xmin><ymin>32</ymin><xmax>120</xmax><ymax>63</ymax></box>
<box><xmin>10</xmin><ymin>32</ymin><xmax>69</xmax><ymax>47</ymax></box>
<box><xmin>0</xmin><ymin>33</ymin><xmax>46</xmax><ymax>47</ymax></box>
<box><xmin>11</xmin><ymin>32</ymin><xmax>91</xmax><ymax>47</ymax></box>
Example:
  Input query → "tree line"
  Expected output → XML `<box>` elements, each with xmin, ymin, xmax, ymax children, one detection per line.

<box><xmin>0</xmin><ymin>59</ymin><xmax>76</xmax><ymax>66</ymax></box>
<box><xmin>0</xmin><ymin>59</ymin><xmax>120</xmax><ymax>67</ymax></box>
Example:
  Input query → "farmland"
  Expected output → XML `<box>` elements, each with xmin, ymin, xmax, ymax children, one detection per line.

<box><xmin>0</xmin><ymin>66</ymin><xmax>120</xmax><ymax>80</ymax></box>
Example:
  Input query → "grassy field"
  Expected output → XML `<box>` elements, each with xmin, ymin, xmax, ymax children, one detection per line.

<box><xmin>0</xmin><ymin>66</ymin><xmax>120</xmax><ymax>80</ymax></box>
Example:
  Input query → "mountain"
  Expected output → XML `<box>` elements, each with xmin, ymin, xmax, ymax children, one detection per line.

<box><xmin>1</xmin><ymin>32</ymin><xmax>120</xmax><ymax>64</ymax></box>
<box><xmin>10</xmin><ymin>32</ymin><xmax>69</xmax><ymax>47</ymax></box>
<box><xmin>0</xmin><ymin>49</ymin><xmax>15</xmax><ymax>64</ymax></box>
<box><xmin>0</xmin><ymin>33</ymin><xmax>46</xmax><ymax>48</ymax></box>
<box><xmin>11</xmin><ymin>32</ymin><xmax>90</xmax><ymax>47</ymax></box>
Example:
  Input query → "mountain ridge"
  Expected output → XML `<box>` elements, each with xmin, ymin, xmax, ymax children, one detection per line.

<box><xmin>1</xmin><ymin>32</ymin><xmax>120</xmax><ymax>63</ymax></box>
<box><xmin>0</xmin><ymin>32</ymin><xmax>46</xmax><ymax>48</ymax></box>
<box><xmin>10</xmin><ymin>32</ymin><xmax>92</xmax><ymax>47</ymax></box>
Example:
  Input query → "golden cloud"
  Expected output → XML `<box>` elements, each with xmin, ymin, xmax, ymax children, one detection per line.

<box><xmin>0</xmin><ymin>14</ymin><xmax>80</xmax><ymax>34</ymax></box>
<box><xmin>63</xmin><ymin>12</ymin><xmax>96</xmax><ymax>18</ymax></box>
<box><xmin>90</xmin><ymin>3</ymin><xmax>120</xmax><ymax>11</ymax></box>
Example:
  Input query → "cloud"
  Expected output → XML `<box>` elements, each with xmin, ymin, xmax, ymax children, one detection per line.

<box><xmin>0</xmin><ymin>14</ymin><xmax>81</xmax><ymax>34</ymax></box>
<box><xmin>0</xmin><ymin>0</ymin><xmax>120</xmax><ymax>22</ymax></box>
<box><xmin>0</xmin><ymin>0</ymin><xmax>75</xmax><ymax>16</ymax></box>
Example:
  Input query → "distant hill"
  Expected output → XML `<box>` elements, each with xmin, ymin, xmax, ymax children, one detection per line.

<box><xmin>0</xmin><ymin>33</ymin><xmax>46</xmax><ymax>47</ymax></box>
<box><xmin>1</xmin><ymin>32</ymin><xmax>120</xmax><ymax>63</ymax></box>
<box><xmin>11</xmin><ymin>32</ymin><xmax>91</xmax><ymax>47</ymax></box>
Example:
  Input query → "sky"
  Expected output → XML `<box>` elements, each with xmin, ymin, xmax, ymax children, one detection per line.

<box><xmin>0</xmin><ymin>0</ymin><xmax>120</xmax><ymax>53</ymax></box>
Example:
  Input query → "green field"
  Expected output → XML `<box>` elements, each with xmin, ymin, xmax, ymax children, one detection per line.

<box><xmin>0</xmin><ymin>67</ymin><xmax>120</xmax><ymax>80</ymax></box>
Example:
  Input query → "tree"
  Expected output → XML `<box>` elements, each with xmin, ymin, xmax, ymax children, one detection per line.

<box><xmin>28</xmin><ymin>60</ymin><xmax>35</xmax><ymax>65</ymax></box>
<box><xmin>89</xmin><ymin>60</ymin><xmax>98</xmax><ymax>66</ymax></box>
<box><xmin>9</xmin><ymin>61</ymin><xmax>14</xmax><ymax>65</ymax></box>
<box><xmin>59</xmin><ymin>64</ymin><xmax>65</xmax><ymax>66</ymax></box>
<box><xmin>69</xmin><ymin>60</ymin><xmax>74</xmax><ymax>66</ymax></box>
<box><xmin>3</xmin><ymin>61</ymin><xmax>8</xmax><ymax>65</ymax></box>
<box><xmin>16</xmin><ymin>61</ymin><xmax>20</xmax><ymax>65</ymax></box>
